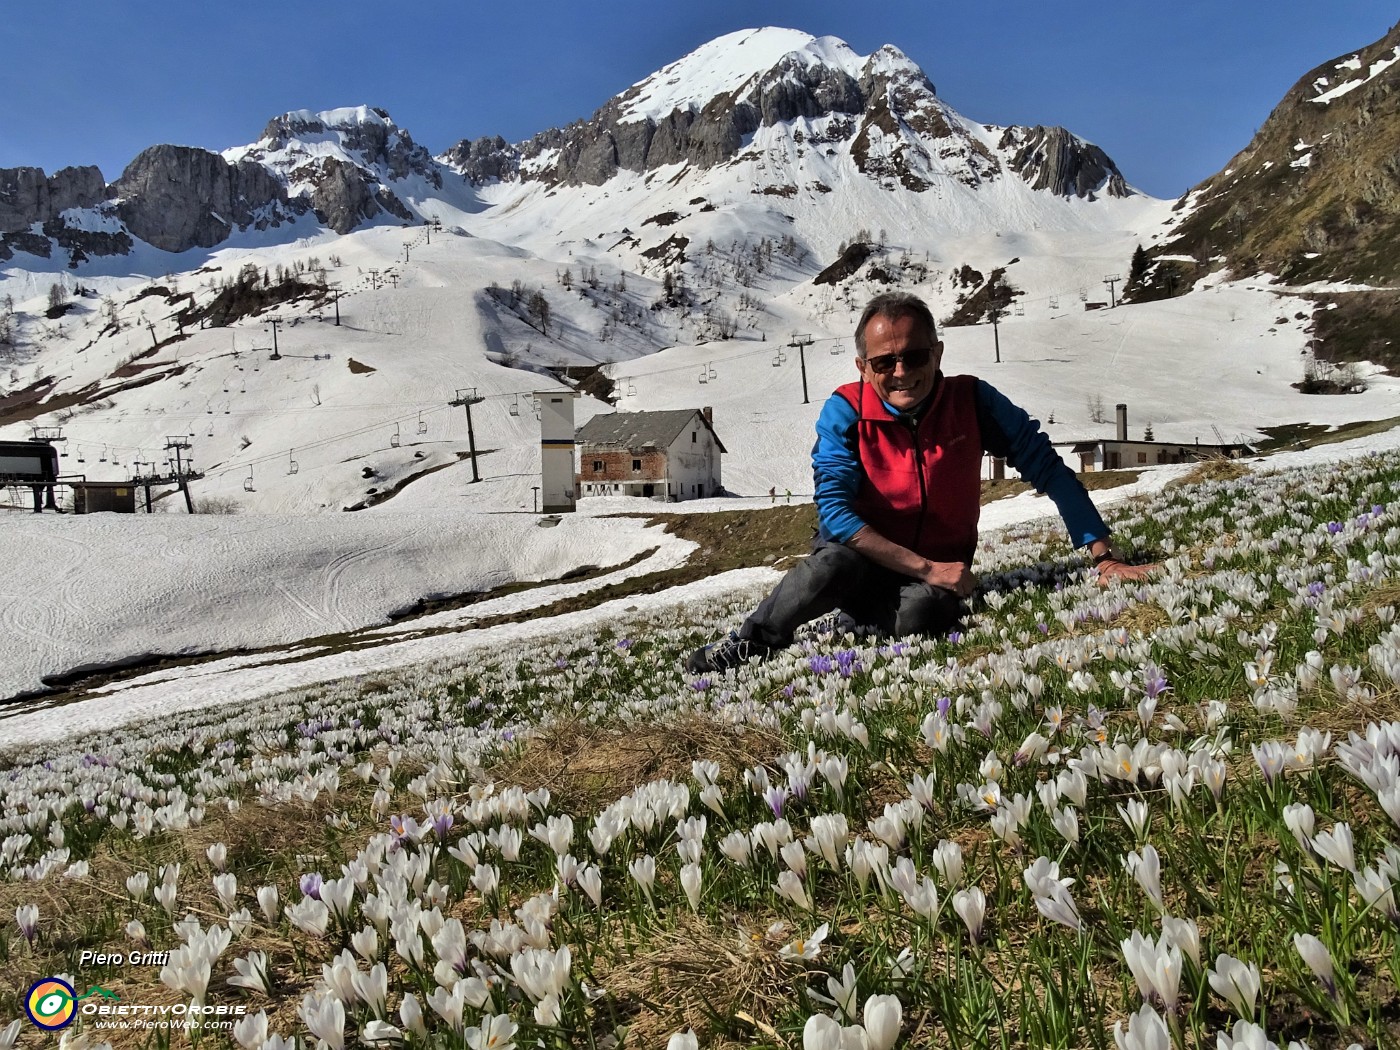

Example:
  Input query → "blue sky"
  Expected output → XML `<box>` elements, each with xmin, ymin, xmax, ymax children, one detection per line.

<box><xmin>2</xmin><ymin>1</ymin><xmax>1394</xmax><ymax>199</ymax></box>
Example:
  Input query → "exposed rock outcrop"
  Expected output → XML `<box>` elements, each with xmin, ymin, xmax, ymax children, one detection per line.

<box><xmin>1000</xmin><ymin>125</ymin><xmax>1129</xmax><ymax>198</ymax></box>
<box><xmin>111</xmin><ymin>145</ymin><xmax>307</xmax><ymax>253</ymax></box>
<box><xmin>0</xmin><ymin>165</ymin><xmax>106</xmax><ymax>233</ymax></box>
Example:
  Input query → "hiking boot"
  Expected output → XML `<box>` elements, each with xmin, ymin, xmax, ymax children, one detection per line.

<box><xmin>686</xmin><ymin>631</ymin><xmax>775</xmax><ymax>673</ymax></box>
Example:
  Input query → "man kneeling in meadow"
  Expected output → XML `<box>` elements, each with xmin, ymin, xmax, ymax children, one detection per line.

<box><xmin>688</xmin><ymin>292</ymin><xmax>1152</xmax><ymax>673</ymax></box>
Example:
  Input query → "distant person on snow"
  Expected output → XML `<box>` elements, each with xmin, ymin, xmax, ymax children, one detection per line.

<box><xmin>687</xmin><ymin>291</ymin><xmax>1154</xmax><ymax>673</ymax></box>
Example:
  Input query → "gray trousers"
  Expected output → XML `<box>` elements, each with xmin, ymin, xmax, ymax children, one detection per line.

<box><xmin>738</xmin><ymin>541</ymin><xmax>965</xmax><ymax>648</ymax></box>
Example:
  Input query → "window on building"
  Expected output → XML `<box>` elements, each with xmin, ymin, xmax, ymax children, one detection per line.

<box><xmin>1137</xmin><ymin>452</ymin><xmax>1147</xmax><ymax>464</ymax></box>
<box><xmin>592</xmin><ymin>460</ymin><xmax>603</xmax><ymax>472</ymax></box>
<box><xmin>692</xmin><ymin>431</ymin><xmax>697</xmax><ymax>443</ymax></box>
<box><xmin>632</xmin><ymin>459</ymin><xmax>641</xmax><ymax>471</ymax></box>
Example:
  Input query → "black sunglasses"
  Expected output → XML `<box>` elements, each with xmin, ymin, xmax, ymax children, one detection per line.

<box><xmin>862</xmin><ymin>346</ymin><xmax>934</xmax><ymax>375</ymax></box>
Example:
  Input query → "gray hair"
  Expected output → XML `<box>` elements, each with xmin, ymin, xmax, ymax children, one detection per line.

<box><xmin>853</xmin><ymin>292</ymin><xmax>937</xmax><ymax>357</ymax></box>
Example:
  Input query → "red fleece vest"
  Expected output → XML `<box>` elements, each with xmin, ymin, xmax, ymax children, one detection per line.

<box><xmin>835</xmin><ymin>374</ymin><xmax>982</xmax><ymax>563</ymax></box>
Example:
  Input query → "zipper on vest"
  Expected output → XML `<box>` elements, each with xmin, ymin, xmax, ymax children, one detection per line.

<box><xmin>911</xmin><ymin>421</ymin><xmax>928</xmax><ymax>551</ymax></box>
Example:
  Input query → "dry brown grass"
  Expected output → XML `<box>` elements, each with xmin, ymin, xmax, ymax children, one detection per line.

<box><xmin>1165</xmin><ymin>456</ymin><xmax>1252</xmax><ymax>490</ymax></box>
<box><xmin>589</xmin><ymin>912</ymin><xmax>803</xmax><ymax>1047</ymax></box>
<box><xmin>494</xmin><ymin>716</ymin><xmax>784</xmax><ymax>815</ymax></box>
<box><xmin>1107</xmin><ymin>602</ymin><xmax>1171</xmax><ymax>635</ymax></box>
<box><xmin>0</xmin><ymin>771</ymin><xmax>400</xmax><ymax>1045</ymax></box>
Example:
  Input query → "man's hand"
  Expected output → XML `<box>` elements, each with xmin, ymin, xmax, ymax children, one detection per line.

<box><xmin>1094</xmin><ymin>557</ymin><xmax>1156</xmax><ymax>585</ymax></box>
<box><xmin>846</xmin><ymin>527</ymin><xmax>977</xmax><ymax>598</ymax></box>
<box><xmin>925</xmin><ymin>560</ymin><xmax>977</xmax><ymax>599</ymax></box>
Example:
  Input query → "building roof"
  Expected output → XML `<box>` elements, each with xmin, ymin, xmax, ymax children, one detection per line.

<box><xmin>576</xmin><ymin>409</ymin><xmax>726</xmax><ymax>453</ymax></box>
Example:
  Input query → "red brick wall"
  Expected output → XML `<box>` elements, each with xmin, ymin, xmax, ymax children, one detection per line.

<box><xmin>578</xmin><ymin>448</ymin><xmax>668</xmax><ymax>483</ymax></box>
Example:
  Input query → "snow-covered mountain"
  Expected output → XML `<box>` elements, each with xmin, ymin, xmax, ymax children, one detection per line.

<box><xmin>0</xmin><ymin>27</ymin><xmax>1393</xmax><ymax>527</ymax></box>
<box><xmin>442</xmin><ymin>28</ymin><xmax>1128</xmax><ymax>201</ymax></box>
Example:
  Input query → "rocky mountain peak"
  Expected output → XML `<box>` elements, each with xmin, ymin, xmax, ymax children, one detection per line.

<box><xmin>230</xmin><ymin>106</ymin><xmax>443</xmax><ymax>234</ymax></box>
<box><xmin>438</xmin><ymin>27</ymin><xmax>1130</xmax><ymax>202</ymax></box>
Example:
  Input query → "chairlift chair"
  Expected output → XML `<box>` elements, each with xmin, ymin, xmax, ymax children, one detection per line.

<box><xmin>243</xmin><ymin>469</ymin><xmax>255</xmax><ymax>492</ymax></box>
<box><xmin>708</xmin><ymin>365</ymin><xmax>717</xmax><ymax>380</ymax></box>
<box><xmin>287</xmin><ymin>450</ymin><xmax>299</xmax><ymax>475</ymax></box>
<box><xmin>417</xmin><ymin>412</ymin><xmax>428</xmax><ymax>435</ymax></box>
<box><xmin>99</xmin><ymin>446</ymin><xmax>108</xmax><ymax>463</ymax></box>
<box><xmin>509</xmin><ymin>396</ymin><xmax>520</xmax><ymax>417</ymax></box>
<box><xmin>698</xmin><ymin>368</ymin><xmax>708</xmax><ymax>385</ymax></box>
<box><xmin>390</xmin><ymin>423</ymin><xmax>401</xmax><ymax>448</ymax></box>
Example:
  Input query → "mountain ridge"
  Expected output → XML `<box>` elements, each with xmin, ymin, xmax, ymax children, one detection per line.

<box><xmin>2</xmin><ymin>28</ymin><xmax>1134</xmax><ymax>261</ymax></box>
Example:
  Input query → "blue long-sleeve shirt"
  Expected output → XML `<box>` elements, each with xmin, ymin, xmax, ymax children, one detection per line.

<box><xmin>812</xmin><ymin>376</ymin><xmax>1109</xmax><ymax>551</ymax></box>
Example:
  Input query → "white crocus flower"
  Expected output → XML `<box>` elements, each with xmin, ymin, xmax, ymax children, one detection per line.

<box><xmin>1207</xmin><ymin>953</ymin><xmax>1261</xmax><ymax>1018</ymax></box>
<box><xmin>667</xmin><ymin>1031</ymin><xmax>699</xmax><ymax>1050</ymax></box>
<box><xmin>361</xmin><ymin>1020</ymin><xmax>402</xmax><ymax>1043</ymax></box>
<box><xmin>952</xmin><ymin>886</ymin><xmax>986</xmax><ymax>943</ymax></box>
<box><xmin>231</xmin><ymin>1010</ymin><xmax>268</xmax><ymax>1050</ymax></box>
<box><xmin>1052</xmin><ymin>806</ymin><xmax>1081</xmax><ymax>846</ymax></box>
<box><xmin>1124</xmin><ymin>845</ymin><xmax>1165</xmax><ymax>911</ymax></box>
<box><xmin>1160</xmin><ymin>916</ymin><xmax>1200</xmax><ymax>969</ymax></box>
<box><xmin>577</xmin><ymin>863</ymin><xmax>603</xmax><ymax>907</ymax></box>
<box><xmin>256</xmin><ymin>884</ymin><xmax>279</xmax><ymax>924</ymax></box>
<box><xmin>285</xmin><ymin>896</ymin><xmax>330</xmax><ymax>937</ymax></box>
<box><xmin>228</xmin><ymin>950</ymin><xmax>273</xmax><ymax>994</ymax></box>
<box><xmin>826</xmin><ymin>962</ymin><xmax>859</xmax><ymax>1021</ymax></box>
<box><xmin>466</xmin><ymin>1011</ymin><xmax>518</xmax><ymax>1050</ymax></box>
<box><xmin>212</xmin><ymin>872</ymin><xmax>238</xmax><ymax>911</ymax></box>
<box><xmin>1310</xmin><ymin>823</ymin><xmax>1357</xmax><ymax>873</ymax></box>
<box><xmin>1216</xmin><ymin>1019</ymin><xmax>1280</xmax><ymax>1050</ymax></box>
<box><xmin>1121</xmin><ymin>930</ymin><xmax>1181</xmax><ymax>1011</ymax></box>
<box><xmin>862</xmin><ymin>994</ymin><xmax>903</xmax><ymax>1050</ymax></box>
<box><xmin>1281</xmin><ymin>803</ymin><xmax>1315</xmax><ymax>854</ymax></box>
<box><xmin>1117</xmin><ymin>799</ymin><xmax>1150</xmax><ymax>841</ymax></box>
<box><xmin>399</xmin><ymin>994</ymin><xmax>428</xmax><ymax>1038</ymax></box>
<box><xmin>775</xmin><ymin>869</ymin><xmax>812</xmax><ymax>911</ymax></box>
<box><xmin>680</xmin><ymin>863</ymin><xmax>703</xmax><ymax>912</ymax></box>
<box><xmin>780</xmin><ymin>922</ymin><xmax>830</xmax><ymax>960</ymax></box>
<box><xmin>1111</xmin><ymin>1003</ymin><xmax>1170</xmax><ymax>1050</ymax></box>
<box><xmin>126</xmin><ymin>872</ymin><xmax>150</xmax><ymax>900</ymax></box>
<box><xmin>299</xmin><ymin>991</ymin><xmax>347</xmax><ymax>1050</ymax></box>
<box><xmin>1293</xmin><ymin>933</ymin><xmax>1338</xmax><ymax>1000</ymax></box>
<box><xmin>628</xmin><ymin>855</ymin><xmax>656</xmax><ymax>907</ymax></box>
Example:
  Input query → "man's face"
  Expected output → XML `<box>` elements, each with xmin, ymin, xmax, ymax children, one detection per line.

<box><xmin>856</xmin><ymin>313</ymin><xmax>942</xmax><ymax>412</ymax></box>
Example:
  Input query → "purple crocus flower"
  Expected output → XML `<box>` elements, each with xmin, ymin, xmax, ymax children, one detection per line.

<box><xmin>432</xmin><ymin>811</ymin><xmax>454</xmax><ymax>840</ymax></box>
<box><xmin>299</xmin><ymin>873</ymin><xmax>324</xmax><ymax>900</ymax></box>
<box><xmin>764</xmin><ymin>786</ymin><xmax>788</xmax><ymax>817</ymax></box>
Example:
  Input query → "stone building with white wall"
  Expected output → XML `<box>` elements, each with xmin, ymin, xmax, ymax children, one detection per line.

<box><xmin>576</xmin><ymin>408</ymin><xmax>724</xmax><ymax>501</ymax></box>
